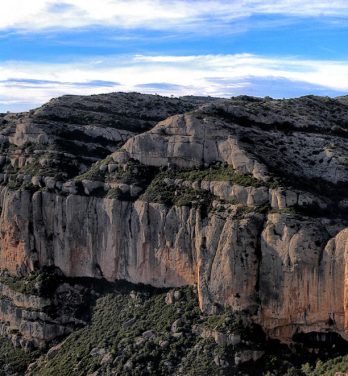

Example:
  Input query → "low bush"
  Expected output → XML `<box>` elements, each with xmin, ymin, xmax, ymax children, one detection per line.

<box><xmin>0</xmin><ymin>336</ymin><xmax>37</xmax><ymax>376</ymax></box>
<box><xmin>141</xmin><ymin>174</ymin><xmax>215</xmax><ymax>210</ymax></box>
<box><xmin>173</xmin><ymin>164</ymin><xmax>265</xmax><ymax>187</ymax></box>
<box><xmin>0</xmin><ymin>268</ymin><xmax>63</xmax><ymax>297</ymax></box>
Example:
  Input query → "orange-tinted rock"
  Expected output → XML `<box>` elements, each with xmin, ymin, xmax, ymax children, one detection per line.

<box><xmin>0</xmin><ymin>186</ymin><xmax>347</xmax><ymax>343</ymax></box>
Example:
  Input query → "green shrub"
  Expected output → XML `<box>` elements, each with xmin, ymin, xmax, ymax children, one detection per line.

<box><xmin>174</xmin><ymin>164</ymin><xmax>265</xmax><ymax>187</ymax></box>
<box><xmin>75</xmin><ymin>157</ymin><xmax>157</xmax><ymax>189</ymax></box>
<box><xmin>7</xmin><ymin>180</ymin><xmax>21</xmax><ymax>190</ymax></box>
<box><xmin>141</xmin><ymin>174</ymin><xmax>215</xmax><ymax>209</ymax></box>
<box><xmin>204</xmin><ymin>312</ymin><xmax>244</xmax><ymax>333</ymax></box>
<box><xmin>0</xmin><ymin>269</ymin><xmax>63</xmax><ymax>297</ymax></box>
<box><xmin>33</xmin><ymin>286</ymin><xmax>206</xmax><ymax>376</ymax></box>
<box><xmin>106</xmin><ymin>187</ymin><xmax>122</xmax><ymax>199</ymax></box>
<box><xmin>0</xmin><ymin>336</ymin><xmax>37</xmax><ymax>376</ymax></box>
<box><xmin>74</xmin><ymin>157</ymin><xmax>111</xmax><ymax>182</ymax></box>
<box><xmin>306</xmin><ymin>354</ymin><xmax>348</xmax><ymax>375</ymax></box>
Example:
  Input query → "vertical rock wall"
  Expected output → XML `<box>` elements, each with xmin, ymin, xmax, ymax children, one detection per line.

<box><xmin>0</xmin><ymin>187</ymin><xmax>347</xmax><ymax>342</ymax></box>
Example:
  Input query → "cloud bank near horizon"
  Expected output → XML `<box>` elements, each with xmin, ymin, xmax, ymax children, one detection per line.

<box><xmin>1</xmin><ymin>0</ymin><xmax>348</xmax><ymax>33</ymax></box>
<box><xmin>1</xmin><ymin>53</ymin><xmax>348</xmax><ymax>112</ymax></box>
<box><xmin>1</xmin><ymin>1</ymin><xmax>348</xmax><ymax>112</ymax></box>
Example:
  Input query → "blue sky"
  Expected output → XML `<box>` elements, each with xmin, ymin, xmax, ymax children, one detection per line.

<box><xmin>1</xmin><ymin>0</ymin><xmax>348</xmax><ymax>112</ymax></box>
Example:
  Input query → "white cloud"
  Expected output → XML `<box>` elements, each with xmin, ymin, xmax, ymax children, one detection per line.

<box><xmin>1</xmin><ymin>0</ymin><xmax>348</xmax><ymax>32</ymax></box>
<box><xmin>1</xmin><ymin>53</ymin><xmax>348</xmax><ymax>111</ymax></box>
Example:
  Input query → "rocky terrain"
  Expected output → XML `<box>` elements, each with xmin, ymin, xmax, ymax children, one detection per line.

<box><xmin>0</xmin><ymin>92</ymin><xmax>347</xmax><ymax>375</ymax></box>
<box><xmin>0</xmin><ymin>92</ymin><xmax>214</xmax><ymax>183</ymax></box>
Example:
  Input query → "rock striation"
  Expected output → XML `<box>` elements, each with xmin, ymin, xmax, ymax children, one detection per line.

<box><xmin>0</xmin><ymin>93</ymin><xmax>347</xmax><ymax>347</ymax></box>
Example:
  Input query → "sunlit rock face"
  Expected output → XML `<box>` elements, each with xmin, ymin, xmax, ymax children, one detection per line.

<box><xmin>0</xmin><ymin>93</ymin><xmax>347</xmax><ymax>343</ymax></box>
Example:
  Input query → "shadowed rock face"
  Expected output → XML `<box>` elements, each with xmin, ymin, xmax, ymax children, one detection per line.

<box><xmin>0</xmin><ymin>93</ymin><xmax>347</xmax><ymax>345</ymax></box>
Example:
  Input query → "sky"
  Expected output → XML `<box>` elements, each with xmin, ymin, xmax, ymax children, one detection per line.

<box><xmin>1</xmin><ymin>0</ymin><xmax>348</xmax><ymax>112</ymax></box>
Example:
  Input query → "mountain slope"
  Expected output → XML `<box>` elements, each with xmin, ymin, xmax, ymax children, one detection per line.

<box><xmin>0</xmin><ymin>94</ymin><xmax>346</xmax><ymax>375</ymax></box>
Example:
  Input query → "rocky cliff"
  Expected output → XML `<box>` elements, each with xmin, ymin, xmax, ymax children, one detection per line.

<box><xmin>0</xmin><ymin>93</ymin><xmax>347</xmax><ymax>350</ymax></box>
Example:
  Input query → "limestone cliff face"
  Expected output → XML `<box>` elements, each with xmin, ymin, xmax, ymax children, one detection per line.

<box><xmin>0</xmin><ymin>187</ymin><xmax>262</xmax><ymax>309</ymax></box>
<box><xmin>259</xmin><ymin>216</ymin><xmax>348</xmax><ymax>340</ymax></box>
<box><xmin>0</xmin><ymin>93</ymin><xmax>347</xmax><ymax>345</ymax></box>
<box><xmin>0</xmin><ymin>186</ymin><xmax>347</xmax><ymax>342</ymax></box>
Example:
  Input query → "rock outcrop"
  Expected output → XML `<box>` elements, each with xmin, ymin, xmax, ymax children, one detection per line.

<box><xmin>0</xmin><ymin>279</ymin><xmax>90</xmax><ymax>349</ymax></box>
<box><xmin>0</xmin><ymin>93</ymin><xmax>347</xmax><ymax>347</ymax></box>
<box><xmin>0</xmin><ymin>92</ymin><xmax>215</xmax><ymax>182</ymax></box>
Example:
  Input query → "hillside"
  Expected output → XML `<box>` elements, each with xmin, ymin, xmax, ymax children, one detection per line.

<box><xmin>0</xmin><ymin>92</ymin><xmax>346</xmax><ymax>375</ymax></box>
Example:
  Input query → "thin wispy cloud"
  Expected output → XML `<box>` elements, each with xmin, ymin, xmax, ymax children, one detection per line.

<box><xmin>1</xmin><ymin>53</ymin><xmax>348</xmax><ymax>112</ymax></box>
<box><xmin>0</xmin><ymin>78</ymin><xmax>119</xmax><ymax>87</ymax></box>
<box><xmin>1</xmin><ymin>0</ymin><xmax>348</xmax><ymax>33</ymax></box>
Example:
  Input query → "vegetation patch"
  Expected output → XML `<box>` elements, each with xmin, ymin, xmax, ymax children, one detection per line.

<box><xmin>75</xmin><ymin>156</ymin><xmax>157</xmax><ymax>188</ymax></box>
<box><xmin>105</xmin><ymin>187</ymin><xmax>123</xmax><ymax>199</ymax></box>
<box><xmin>0</xmin><ymin>267</ymin><xmax>64</xmax><ymax>298</ymax></box>
<box><xmin>105</xmin><ymin>160</ymin><xmax>158</xmax><ymax>187</ymax></box>
<box><xmin>168</xmin><ymin>164</ymin><xmax>266</xmax><ymax>187</ymax></box>
<box><xmin>31</xmin><ymin>284</ymin><xmax>266</xmax><ymax>376</ymax></box>
<box><xmin>302</xmin><ymin>355</ymin><xmax>348</xmax><ymax>375</ymax></box>
<box><xmin>18</xmin><ymin>155</ymin><xmax>81</xmax><ymax>181</ymax></box>
<box><xmin>0</xmin><ymin>336</ymin><xmax>38</xmax><ymax>376</ymax></box>
<box><xmin>204</xmin><ymin>312</ymin><xmax>245</xmax><ymax>333</ymax></box>
<box><xmin>74</xmin><ymin>156</ymin><xmax>112</xmax><ymax>182</ymax></box>
<box><xmin>141</xmin><ymin>173</ymin><xmax>215</xmax><ymax>209</ymax></box>
<box><xmin>0</xmin><ymin>273</ymin><xmax>346</xmax><ymax>375</ymax></box>
<box><xmin>270</xmin><ymin>207</ymin><xmax>297</xmax><ymax>215</ymax></box>
<box><xmin>32</xmin><ymin>287</ymin><xmax>206</xmax><ymax>376</ymax></box>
